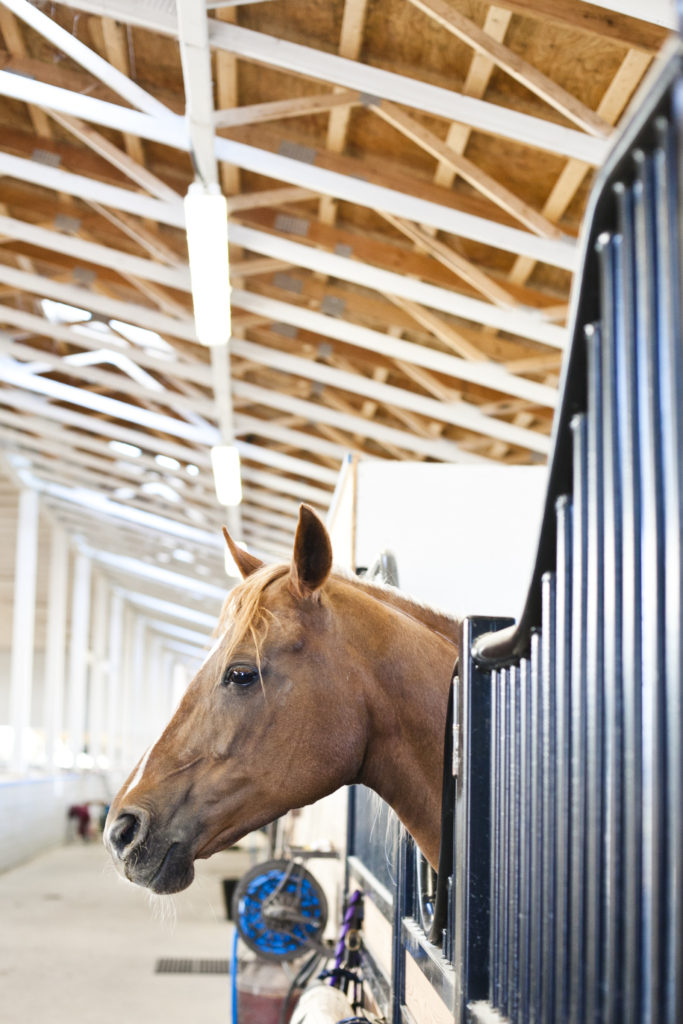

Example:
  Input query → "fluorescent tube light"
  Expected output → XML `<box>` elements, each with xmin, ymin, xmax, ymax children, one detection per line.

<box><xmin>184</xmin><ymin>182</ymin><xmax>231</xmax><ymax>347</ymax></box>
<box><xmin>210</xmin><ymin>444</ymin><xmax>242</xmax><ymax>506</ymax></box>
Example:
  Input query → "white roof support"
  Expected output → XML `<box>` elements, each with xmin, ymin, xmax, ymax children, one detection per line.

<box><xmin>0</xmin><ymin>83</ymin><xmax>578</xmax><ymax>269</ymax></box>
<box><xmin>0</xmin><ymin>355</ymin><xmax>221</xmax><ymax>446</ymax></box>
<box><xmin>49</xmin><ymin>0</ymin><xmax>610</xmax><ymax>163</ymax></box>
<box><xmin>233</xmin><ymin>380</ymin><xmax>492</xmax><ymax>464</ymax></box>
<box><xmin>0</xmin><ymin>214</ymin><xmax>559</xmax><ymax>401</ymax></box>
<box><xmin>2</xmin><ymin>0</ymin><xmax>173</xmax><ymax>118</ymax></box>
<box><xmin>0</xmin><ymin>159</ymin><xmax>568</xmax><ymax>341</ymax></box>
<box><xmin>176</xmin><ymin>0</ymin><xmax>219</xmax><ymax>186</ymax></box>
<box><xmin>227</xmin><ymin>225</ymin><xmax>567</xmax><ymax>346</ymax></box>
<box><xmin>231</xmin><ymin>339</ymin><xmax>551</xmax><ymax>455</ymax></box>
<box><xmin>82</xmin><ymin>547</ymin><xmax>228</xmax><ymax>600</ymax></box>
<box><xmin>117</xmin><ymin>590</ymin><xmax>218</xmax><ymax>629</ymax></box>
<box><xmin>32</xmin><ymin>478</ymin><xmax>224</xmax><ymax>548</ymax></box>
<box><xmin>231</xmin><ymin>289</ymin><xmax>558</xmax><ymax>406</ymax></box>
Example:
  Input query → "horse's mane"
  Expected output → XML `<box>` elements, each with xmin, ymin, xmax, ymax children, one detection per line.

<box><xmin>212</xmin><ymin>562</ymin><xmax>459</xmax><ymax>680</ymax></box>
<box><xmin>214</xmin><ymin>562</ymin><xmax>290</xmax><ymax>677</ymax></box>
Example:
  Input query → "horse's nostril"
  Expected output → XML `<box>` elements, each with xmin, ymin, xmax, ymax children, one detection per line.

<box><xmin>107</xmin><ymin>810</ymin><xmax>147</xmax><ymax>859</ymax></box>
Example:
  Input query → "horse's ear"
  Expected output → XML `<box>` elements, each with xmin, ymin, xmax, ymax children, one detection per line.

<box><xmin>222</xmin><ymin>526</ymin><xmax>264</xmax><ymax>579</ymax></box>
<box><xmin>289</xmin><ymin>504</ymin><xmax>332</xmax><ymax>599</ymax></box>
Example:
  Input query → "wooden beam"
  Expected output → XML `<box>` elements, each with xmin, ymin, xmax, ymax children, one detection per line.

<box><xmin>406</xmin><ymin>0</ymin><xmax>611</xmax><ymax>136</ymax></box>
<box><xmin>509</xmin><ymin>47</ymin><xmax>651</xmax><ymax>284</ymax></box>
<box><xmin>215</xmin><ymin>90</ymin><xmax>360</xmax><ymax>128</ymax></box>
<box><xmin>100</xmin><ymin>16</ymin><xmax>146</xmax><ymax>165</ymax></box>
<box><xmin>47</xmin><ymin>110</ymin><xmax>180</xmax><ymax>202</ymax></box>
<box><xmin>484</xmin><ymin>0</ymin><xmax>669</xmax><ymax>54</ymax></box>
<box><xmin>382</xmin><ymin>213</ymin><xmax>519</xmax><ymax>308</ymax></box>
<box><xmin>375</xmin><ymin>99</ymin><xmax>560</xmax><ymax>238</ymax></box>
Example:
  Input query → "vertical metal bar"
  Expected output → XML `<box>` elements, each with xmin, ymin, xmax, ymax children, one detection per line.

<box><xmin>518</xmin><ymin>656</ymin><xmax>532</xmax><ymax>1024</ymax></box>
<box><xmin>508</xmin><ymin>664</ymin><xmax>521</xmax><ymax>1024</ymax></box>
<box><xmin>654</xmin><ymin>108</ymin><xmax>683</xmax><ymax>1024</ymax></box>
<box><xmin>500</xmin><ymin>667</ymin><xmax>510</xmax><ymax>1019</ymax></box>
<box><xmin>633</xmin><ymin>147</ymin><xmax>666</xmax><ymax>1024</ymax></box>
<box><xmin>528</xmin><ymin>629</ymin><xmax>543</xmax><ymax>1021</ymax></box>
<box><xmin>540</xmin><ymin>572</ymin><xmax>557</xmax><ymax>1024</ymax></box>
<box><xmin>456</xmin><ymin>617</ymin><xmax>511</xmax><ymax>1020</ymax></box>
<box><xmin>614</xmin><ymin>177</ymin><xmax>643</xmax><ymax>1024</ymax></box>
<box><xmin>392</xmin><ymin>830</ymin><xmax>411</xmax><ymax>1024</ymax></box>
<box><xmin>584</xmin><ymin>318</ymin><xmax>605</xmax><ymax>1024</ymax></box>
<box><xmin>597</xmin><ymin>229</ymin><xmax>625</xmax><ymax>1024</ymax></box>
<box><xmin>491</xmin><ymin>668</ymin><xmax>501</xmax><ymax>1006</ymax></box>
<box><xmin>553</xmin><ymin>495</ymin><xmax>573</xmax><ymax>1024</ymax></box>
<box><xmin>568</xmin><ymin>412</ymin><xmax>589</xmax><ymax>1023</ymax></box>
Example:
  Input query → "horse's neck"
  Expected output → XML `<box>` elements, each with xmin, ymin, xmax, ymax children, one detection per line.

<box><xmin>342</xmin><ymin>576</ymin><xmax>459</xmax><ymax>867</ymax></box>
<box><xmin>352</xmin><ymin>576</ymin><xmax>460</xmax><ymax>644</ymax></box>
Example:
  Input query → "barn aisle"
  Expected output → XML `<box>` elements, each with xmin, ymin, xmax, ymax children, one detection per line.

<box><xmin>0</xmin><ymin>841</ymin><xmax>236</xmax><ymax>1023</ymax></box>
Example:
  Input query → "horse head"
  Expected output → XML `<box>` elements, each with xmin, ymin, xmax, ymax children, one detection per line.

<box><xmin>104</xmin><ymin>505</ymin><xmax>372</xmax><ymax>894</ymax></box>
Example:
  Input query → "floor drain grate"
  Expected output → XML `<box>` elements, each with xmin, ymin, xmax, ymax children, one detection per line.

<box><xmin>155</xmin><ymin>958</ymin><xmax>231</xmax><ymax>975</ymax></box>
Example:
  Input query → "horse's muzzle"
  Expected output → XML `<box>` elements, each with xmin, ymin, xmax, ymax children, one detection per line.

<box><xmin>104</xmin><ymin>807</ymin><xmax>195</xmax><ymax>894</ymax></box>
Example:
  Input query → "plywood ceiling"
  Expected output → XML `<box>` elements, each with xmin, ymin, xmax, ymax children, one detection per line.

<box><xmin>0</xmin><ymin>0</ymin><xmax>672</xmax><ymax>621</ymax></box>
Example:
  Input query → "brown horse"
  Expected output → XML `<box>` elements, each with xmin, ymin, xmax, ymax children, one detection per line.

<box><xmin>104</xmin><ymin>505</ymin><xmax>459</xmax><ymax>894</ymax></box>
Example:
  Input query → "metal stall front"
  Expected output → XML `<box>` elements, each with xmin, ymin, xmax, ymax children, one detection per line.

<box><xmin>347</xmin><ymin>31</ymin><xmax>683</xmax><ymax>1024</ymax></box>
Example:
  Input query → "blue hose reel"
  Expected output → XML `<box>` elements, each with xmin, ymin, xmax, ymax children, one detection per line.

<box><xmin>232</xmin><ymin>858</ymin><xmax>329</xmax><ymax>962</ymax></box>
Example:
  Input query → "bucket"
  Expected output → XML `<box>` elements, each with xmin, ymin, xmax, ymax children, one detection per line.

<box><xmin>236</xmin><ymin>960</ymin><xmax>298</xmax><ymax>1024</ymax></box>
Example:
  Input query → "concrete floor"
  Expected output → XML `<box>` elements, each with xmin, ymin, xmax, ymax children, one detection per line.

<box><xmin>0</xmin><ymin>839</ymin><xmax>258</xmax><ymax>1024</ymax></box>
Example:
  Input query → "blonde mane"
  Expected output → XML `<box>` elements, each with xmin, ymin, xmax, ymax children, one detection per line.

<box><xmin>214</xmin><ymin>562</ymin><xmax>289</xmax><ymax>677</ymax></box>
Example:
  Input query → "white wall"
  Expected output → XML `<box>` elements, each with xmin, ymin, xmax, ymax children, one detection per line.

<box><xmin>351</xmin><ymin>462</ymin><xmax>547</xmax><ymax>620</ymax></box>
<box><xmin>0</xmin><ymin>772</ymin><xmax>110</xmax><ymax>874</ymax></box>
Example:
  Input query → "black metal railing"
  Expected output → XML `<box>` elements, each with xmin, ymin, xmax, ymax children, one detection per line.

<box><xmin>466</xmin><ymin>38</ymin><xmax>683</xmax><ymax>1024</ymax></box>
<box><xmin>347</xmin><ymin>37</ymin><xmax>682</xmax><ymax>1024</ymax></box>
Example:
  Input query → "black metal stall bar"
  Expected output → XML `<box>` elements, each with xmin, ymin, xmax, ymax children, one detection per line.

<box><xmin>464</xmin><ymin>38</ymin><xmax>683</xmax><ymax>1024</ymax></box>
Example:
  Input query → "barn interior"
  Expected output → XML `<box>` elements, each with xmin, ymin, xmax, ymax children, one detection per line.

<box><xmin>0</xmin><ymin>0</ymin><xmax>676</xmax><ymax>1020</ymax></box>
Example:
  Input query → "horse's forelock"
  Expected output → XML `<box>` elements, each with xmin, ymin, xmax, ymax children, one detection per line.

<box><xmin>212</xmin><ymin>562</ymin><xmax>290</xmax><ymax>678</ymax></box>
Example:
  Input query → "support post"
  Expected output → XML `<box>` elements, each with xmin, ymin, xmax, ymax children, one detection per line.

<box><xmin>66</xmin><ymin>552</ymin><xmax>92</xmax><ymax>765</ymax></box>
<box><xmin>8</xmin><ymin>487</ymin><xmax>40</xmax><ymax>774</ymax></box>
<box><xmin>43</xmin><ymin>524</ymin><xmax>69</xmax><ymax>768</ymax></box>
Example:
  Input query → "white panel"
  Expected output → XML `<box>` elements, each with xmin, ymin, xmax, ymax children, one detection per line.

<box><xmin>354</xmin><ymin>462</ymin><xmax>548</xmax><ymax>620</ymax></box>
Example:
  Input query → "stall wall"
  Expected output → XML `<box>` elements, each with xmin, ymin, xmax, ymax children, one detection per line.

<box><xmin>0</xmin><ymin>773</ymin><xmax>110</xmax><ymax>874</ymax></box>
<box><xmin>350</xmin><ymin>462</ymin><xmax>547</xmax><ymax>620</ymax></box>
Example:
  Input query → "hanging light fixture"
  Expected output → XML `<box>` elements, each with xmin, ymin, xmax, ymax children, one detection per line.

<box><xmin>210</xmin><ymin>444</ymin><xmax>242</xmax><ymax>507</ymax></box>
<box><xmin>184</xmin><ymin>181</ymin><xmax>231</xmax><ymax>347</ymax></box>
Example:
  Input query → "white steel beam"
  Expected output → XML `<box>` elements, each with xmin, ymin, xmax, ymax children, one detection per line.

<box><xmin>30</xmin><ymin>479</ymin><xmax>224</xmax><ymax>549</ymax></box>
<box><xmin>231</xmin><ymin>289</ymin><xmax>558</xmax><ymax>405</ymax></box>
<box><xmin>176</xmin><ymin>0</ymin><xmax>219</xmax><ymax>186</ymax></box>
<box><xmin>119</xmin><ymin>589</ymin><xmax>219</xmax><ymax>629</ymax></box>
<box><xmin>0</xmin><ymin>387</ymin><xmax>213</xmax><ymax>468</ymax></box>
<box><xmin>0</xmin><ymin>152</ymin><xmax>570</xmax><ymax>338</ymax></box>
<box><xmin>0</xmin><ymin>87</ymin><xmax>578</xmax><ymax>269</ymax></box>
<box><xmin>88</xmin><ymin>575</ymin><xmax>109</xmax><ymax>764</ymax></box>
<box><xmin>0</xmin><ymin>355</ymin><xmax>220</xmax><ymax>446</ymax></box>
<box><xmin>0</xmin><ymin>210</ymin><xmax>566</xmax><ymax>347</ymax></box>
<box><xmin>228</xmin><ymin>225</ymin><xmax>567</xmax><ymax>346</ymax></box>
<box><xmin>2</xmin><ymin>0</ymin><xmax>173</xmax><ymax>118</ymax></box>
<box><xmin>232</xmin><ymin>339</ymin><xmax>552</xmax><ymax>454</ymax></box>
<box><xmin>49</xmin><ymin>0</ymin><xmax>610</xmax><ymax>163</ymax></box>
<box><xmin>234</xmin><ymin>379</ymin><xmax>492</xmax><ymax>463</ymax></box>
<box><xmin>106</xmin><ymin>592</ymin><xmax>124</xmax><ymax>767</ymax></box>
<box><xmin>0</xmin><ymin>259</ymin><xmax>196</xmax><ymax>341</ymax></box>
<box><xmin>83</xmin><ymin>547</ymin><xmax>228</xmax><ymax>599</ymax></box>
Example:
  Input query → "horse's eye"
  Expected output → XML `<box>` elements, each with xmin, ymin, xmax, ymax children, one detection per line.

<box><xmin>222</xmin><ymin>665</ymin><xmax>259</xmax><ymax>688</ymax></box>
